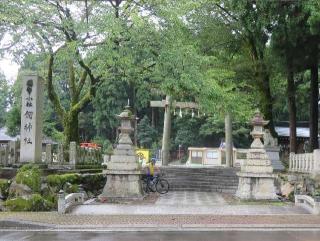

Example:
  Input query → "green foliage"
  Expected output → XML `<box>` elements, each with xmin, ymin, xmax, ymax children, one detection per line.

<box><xmin>4</xmin><ymin>197</ymin><xmax>31</xmax><ymax>211</ymax></box>
<box><xmin>0</xmin><ymin>179</ymin><xmax>11</xmax><ymax>200</ymax></box>
<box><xmin>29</xmin><ymin>194</ymin><xmax>54</xmax><ymax>211</ymax></box>
<box><xmin>46</xmin><ymin>173</ymin><xmax>105</xmax><ymax>195</ymax></box>
<box><xmin>46</xmin><ymin>173</ymin><xmax>80</xmax><ymax>191</ymax></box>
<box><xmin>4</xmin><ymin>194</ymin><xmax>54</xmax><ymax>211</ymax></box>
<box><xmin>15</xmin><ymin>164</ymin><xmax>41</xmax><ymax>193</ymax></box>
<box><xmin>80</xmin><ymin>174</ymin><xmax>106</xmax><ymax>196</ymax></box>
<box><xmin>0</xmin><ymin>72</ymin><xmax>9</xmax><ymax>128</ymax></box>
<box><xmin>137</xmin><ymin>116</ymin><xmax>158</xmax><ymax>148</ymax></box>
<box><xmin>173</xmin><ymin>116</ymin><xmax>205</xmax><ymax>148</ymax></box>
<box><xmin>288</xmin><ymin>191</ymin><xmax>295</xmax><ymax>202</ymax></box>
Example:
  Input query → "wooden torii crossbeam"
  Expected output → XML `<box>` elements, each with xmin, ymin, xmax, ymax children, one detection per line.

<box><xmin>150</xmin><ymin>96</ymin><xmax>199</xmax><ymax>165</ymax></box>
<box><xmin>150</xmin><ymin>100</ymin><xmax>199</xmax><ymax>109</ymax></box>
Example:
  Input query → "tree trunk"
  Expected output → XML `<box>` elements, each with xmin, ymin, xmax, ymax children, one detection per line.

<box><xmin>261</xmin><ymin>72</ymin><xmax>277</xmax><ymax>138</ymax></box>
<box><xmin>287</xmin><ymin>67</ymin><xmax>297</xmax><ymax>153</ymax></box>
<box><xmin>162</xmin><ymin>95</ymin><xmax>171</xmax><ymax>166</ymax></box>
<box><xmin>225</xmin><ymin>112</ymin><xmax>233</xmax><ymax>167</ymax></box>
<box><xmin>310</xmin><ymin>60</ymin><xmax>319</xmax><ymax>151</ymax></box>
<box><xmin>63</xmin><ymin>112</ymin><xmax>80</xmax><ymax>148</ymax></box>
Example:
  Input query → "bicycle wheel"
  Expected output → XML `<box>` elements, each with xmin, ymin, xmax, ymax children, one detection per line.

<box><xmin>147</xmin><ymin>178</ymin><xmax>157</xmax><ymax>192</ymax></box>
<box><xmin>156</xmin><ymin>178</ymin><xmax>169</xmax><ymax>194</ymax></box>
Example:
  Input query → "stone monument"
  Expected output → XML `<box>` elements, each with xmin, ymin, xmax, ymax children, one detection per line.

<box><xmin>236</xmin><ymin>110</ymin><xmax>277</xmax><ymax>200</ymax></box>
<box><xmin>264</xmin><ymin>129</ymin><xmax>284</xmax><ymax>171</ymax></box>
<box><xmin>20</xmin><ymin>74</ymin><xmax>44</xmax><ymax>163</ymax></box>
<box><xmin>100</xmin><ymin>106</ymin><xmax>143</xmax><ymax>201</ymax></box>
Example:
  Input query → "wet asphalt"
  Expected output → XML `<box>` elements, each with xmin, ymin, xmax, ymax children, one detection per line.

<box><xmin>1</xmin><ymin>231</ymin><xmax>320</xmax><ymax>241</ymax></box>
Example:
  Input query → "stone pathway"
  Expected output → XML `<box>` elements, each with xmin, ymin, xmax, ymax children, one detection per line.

<box><xmin>155</xmin><ymin>191</ymin><xmax>226</xmax><ymax>206</ymax></box>
<box><xmin>1</xmin><ymin>213</ymin><xmax>320</xmax><ymax>229</ymax></box>
<box><xmin>70</xmin><ymin>191</ymin><xmax>309</xmax><ymax>215</ymax></box>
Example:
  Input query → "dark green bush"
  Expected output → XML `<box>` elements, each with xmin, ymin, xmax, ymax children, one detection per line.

<box><xmin>0</xmin><ymin>179</ymin><xmax>11</xmax><ymax>200</ymax></box>
<box><xmin>4</xmin><ymin>194</ymin><xmax>54</xmax><ymax>211</ymax></box>
<box><xmin>29</xmin><ymin>194</ymin><xmax>54</xmax><ymax>211</ymax></box>
<box><xmin>80</xmin><ymin>174</ymin><xmax>106</xmax><ymax>195</ymax></box>
<box><xmin>288</xmin><ymin>191</ymin><xmax>295</xmax><ymax>202</ymax></box>
<box><xmin>46</xmin><ymin>173</ymin><xmax>80</xmax><ymax>191</ymax></box>
<box><xmin>15</xmin><ymin>164</ymin><xmax>41</xmax><ymax>193</ymax></box>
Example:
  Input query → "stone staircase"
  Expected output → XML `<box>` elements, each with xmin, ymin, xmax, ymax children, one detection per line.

<box><xmin>160</xmin><ymin>166</ymin><xmax>239</xmax><ymax>194</ymax></box>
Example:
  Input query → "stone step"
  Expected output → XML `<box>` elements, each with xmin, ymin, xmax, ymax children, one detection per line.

<box><xmin>166</xmin><ymin>179</ymin><xmax>238</xmax><ymax>183</ymax></box>
<box><xmin>159</xmin><ymin>166</ymin><xmax>239</xmax><ymax>193</ymax></box>
<box><xmin>169</xmin><ymin>188</ymin><xmax>237</xmax><ymax>193</ymax></box>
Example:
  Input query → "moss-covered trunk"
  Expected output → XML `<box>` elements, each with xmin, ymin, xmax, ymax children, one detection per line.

<box><xmin>63</xmin><ymin>111</ymin><xmax>79</xmax><ymax>148</ymax></box>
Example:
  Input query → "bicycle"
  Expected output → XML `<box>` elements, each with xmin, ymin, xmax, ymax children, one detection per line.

<box><xmin>141</xmin><ymin>173</ymin><xmax>169</xmax><ymax>194</ymax></box>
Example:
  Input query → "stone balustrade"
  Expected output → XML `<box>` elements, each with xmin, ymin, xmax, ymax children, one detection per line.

<box><xmin>0</xmin><ymin>141</ymin><xmax>20</xmax><ymax>166</ymax></box>
<box><xmin>289</xmin><ymin>149</ymin><xmax>320</xmax><ymax>174</ymax></box>
<box><xmin>295</xmin><ymin>194</ymin><xmax>320</xmax><ymax>215</ymax></box>
<box><xmin>58</xmin><ymin>190</ymin><xmax>85</xmax><ymax>214</ymax></box>
<box><xmin>43</xmin><ymin>142</ymin><xmax>103</xmax><ymax>168</ymax></box>
<box><xmin>70</xmin><ymin>142</ymin><xmax>103</xmax><ymax>167</ymax></box>
<box><xmin>0</xmin><ymin>145</ymin><xmax>9</xmax><ymax>166</ymax></box>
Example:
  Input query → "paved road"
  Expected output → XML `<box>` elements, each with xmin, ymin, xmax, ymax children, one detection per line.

<box><xmin>1</xmin><ymin>231</ymin><xmax>320</xmax><ymax>241</ymax></box>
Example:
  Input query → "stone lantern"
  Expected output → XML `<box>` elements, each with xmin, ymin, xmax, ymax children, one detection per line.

<box><xmin>236</xmin><ymin>110</ymin><xmax>277</xmax><ymax>200</ymax></box>
<box><xmin>100</xmin><ymin>105</ymin><xmax>143</xmax><ymax>202</ymax></box>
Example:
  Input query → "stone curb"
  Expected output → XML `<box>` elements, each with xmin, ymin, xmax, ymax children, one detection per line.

<box><xmin>2</xmin><ymin>219</ymin><xmax>320</xmax><ymax>232</ymax></box>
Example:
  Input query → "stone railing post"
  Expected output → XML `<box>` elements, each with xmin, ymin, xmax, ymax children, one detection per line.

<box><xmin>45</xmin><ymin>144</ymin><xmax>52</xmax><ymax>164</ymax></box>
<box><xmin>298</xmin><ymin>155</ymin><xmax>302</xmax><ymax>172</ymax></box>
<box><xmin>313</xmin><ymin>149</ymin><xmax>320</xmax><ymax>174</ymax></box>
<box><xmin>8</xmin><ymin>141</ymin><xmax>18</xmax><ymax>165</ymax></box>
<box><xmin>57</xmin><ymin>144</ymin><xmax>64</xmax><ymax>163</ymax></box>
<box><xmin>289</xmin><ymin>153</ymin><xmax>293</xmax><ymax>171</ymax></box>
<box><xmin>69</xmin><ymin>142</ymin><xmax>77</xmax><ymax>168</ymax></box>
<box><xmin>0</xmin><ymin>146</ymin><xmax>4</xmax><ymax>166</ymax></box>
<box><xmin>3</xmin><ymin>145</ymin><xmax>9</xmax><ymax>166</ymax></box>
<box><xmin>302</xmin><ymin>154</ymin><xmax>306</xmax><ymax>172</ymax></box>
<box><xmin>58</xmin><ymin>190</ymin><xmax>66</xmax><ymax>214</ymax></box>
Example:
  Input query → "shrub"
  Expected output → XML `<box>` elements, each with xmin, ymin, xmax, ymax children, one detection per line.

<box><xmin>15</xmin><ymin>164</ymin><xmax>41</xmax><ymax>193</ymax></box>
<box><xmin>0</xmin><ymin>179</ymin><xmax>11</xmax><ymax>200</ymax></box>
<box><xmin>288</xmin><ymin>191</ymin><xmax>295</xmax><ymax>202</ymax></box>
<box><xmin>80</xmin><ymin>174</ymin><xmax>106</xmax><ymax>195</ymax></box>
<box><xmin>4</xmin><ymin>194</ymin><xmax>54</xmax><ymax>211</ymax></box>
<box><xmin>29</xmin><ymin>194</ymin><xmax>54</xmax><ymax>211</ymax></box>
<box><xmin>4</xmin><ymin>197</ymin><xmax>32</xmax><ymax>211</ymax></box>
<box><xmin>47</xmin><ymin>173</ymin><xmax>80</xmax><ymax>191</ymax></box>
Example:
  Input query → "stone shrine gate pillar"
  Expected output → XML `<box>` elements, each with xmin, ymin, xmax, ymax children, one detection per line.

<box><xmin>20</xmin><ymin>74</ymin><xmax>44</xmax><ymax>163</ymax></box>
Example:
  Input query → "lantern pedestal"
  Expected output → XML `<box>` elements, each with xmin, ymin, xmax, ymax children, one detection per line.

<box><xmin>236</xmin><ymin>111</ymin><xmax>277</xmax><ymax>200</ymax></box>
<box><xmin>100</xmin><ymin>106</ymin><xmax>144</xmax><ymax>202</ymax></box>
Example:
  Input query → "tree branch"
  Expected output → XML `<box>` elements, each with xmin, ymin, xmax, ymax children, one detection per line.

<box><xmin>68</xmin><ymin>60</ymin><xmax>77</xmax><ymax>105</ymax></box>
<box><xmin>71</xmin><ymin>90</ymin><xmax>91</xmax><ymax>114</ymax></box>
<box><xmin>47</xmin><ymin>54</ymin><xmax>66</xmax><ymax>121</ymax></box>
<box><xmin>76</xmin><ymin>70</ymin><xmax>88</xmax><ymax>98</ymax></box>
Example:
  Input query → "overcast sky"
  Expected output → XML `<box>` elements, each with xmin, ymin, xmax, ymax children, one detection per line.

<box><xmin>0</xmin><ymin>57</ymin><xmax>19</xmax><ymax>83</ymax></box>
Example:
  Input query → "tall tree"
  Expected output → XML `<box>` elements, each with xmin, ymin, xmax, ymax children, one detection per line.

<box><xmin>0</xmin><ymin>72</ymin><xmax>9</xmax><ymax>128</ymax></box>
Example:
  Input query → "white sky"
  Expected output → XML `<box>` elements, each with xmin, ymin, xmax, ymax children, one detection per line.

<box><xmin>0</xmin><ymin>57</ymin><xmax>19</xmax><ymax>84</ymax></box>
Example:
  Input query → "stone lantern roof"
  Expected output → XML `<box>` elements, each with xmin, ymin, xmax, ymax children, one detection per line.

<box><xmin>251</xmin><ymin>110</ymin><xmax>269</xmax><ymax>127</ymax></box>
<box><xmin>117</xmin><ymin>106</ymin><xmax>133</xmax><ymax>119</ymax></box>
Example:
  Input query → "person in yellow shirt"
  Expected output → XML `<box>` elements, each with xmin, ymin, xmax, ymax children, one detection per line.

<box><xmin>146</xmin><ymin>158</ymin><xmax>155</xmax><ymax>177</ymax></box>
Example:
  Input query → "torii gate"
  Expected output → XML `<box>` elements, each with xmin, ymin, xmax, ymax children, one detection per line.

<box><xmin>150</xmin><ymin>96</ymin><xmax>199</xmax><ymax>165</ymax></box>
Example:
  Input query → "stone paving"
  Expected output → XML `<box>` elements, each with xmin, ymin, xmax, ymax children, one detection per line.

<box><xmin>71</xmin><ymin>191</ymin><xmax>309</xmax><ymax>215</ymax></box>
<box><xmin>155</xmin><ymin>191</ymin><xmax>226</xmax><ymax>206</ymax></box>
<box><xmin>1</xmin><ymin>213</ymin><xmax>320</xmax><ymax>229</ymax></box>
<box><xmin>0</xmin><ymin>191</ymin><xmax>317</xmax><ymax>230</ymax></box>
